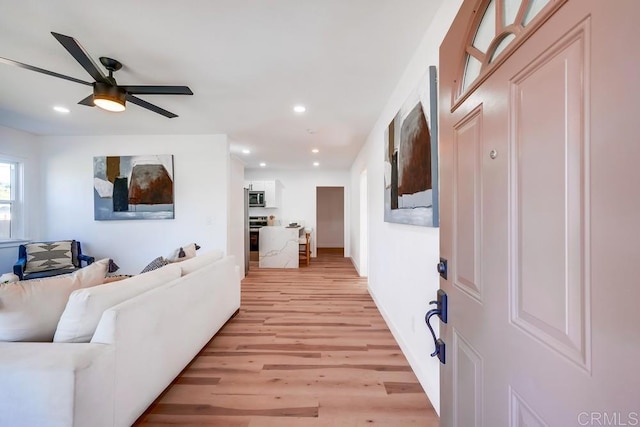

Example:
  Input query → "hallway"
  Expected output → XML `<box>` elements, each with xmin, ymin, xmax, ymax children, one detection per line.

<box><xmin>137</xmin><ymin>249</ymin><xmax>438</xmax><ymax>426</ymax></box>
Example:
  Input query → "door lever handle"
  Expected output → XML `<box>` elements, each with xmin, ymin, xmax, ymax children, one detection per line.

<box><xmin>425</xmin><ymin>290</ymin><xmax>447</xmax><ymax>364</ymax></box>
<box><xmin>429</xmin><ymin>289</ymin><xmax>447</xmax><ymax>323</ymax></box>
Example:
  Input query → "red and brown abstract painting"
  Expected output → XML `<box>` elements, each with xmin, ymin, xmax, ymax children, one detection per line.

<box><xmin>384</xmin><ymin>66</ymin><xmax>439</xmax><ymax>227</ymax></box>
<box><xmin>93</xmin><ymin>154</ymin><xmax>174</xmax><ymax>220</ymax></box>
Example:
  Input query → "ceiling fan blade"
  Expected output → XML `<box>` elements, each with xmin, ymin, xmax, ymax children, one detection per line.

<box><xmin>0</xmin><ymin>57</ymin><xmax>92</xmax><ymax>86</ymax></box>
<box><xmin>121</xmin><ymin>85</ymin><xmax>193</xmax><ymax>95</ymax></box>
<box><xmin>78</xmin><ymin>94</ymin><xmax>94</xmax><ymax>106</ymax></box>
<box><xmin>51</xmin><ymin>32</ymin><xmax>108</xmax><ymax>83</ymax></box>
<box><xmin>126</xmin><ymin>94</ymin><xmax>178</xmax><ymax>118</ymax></box>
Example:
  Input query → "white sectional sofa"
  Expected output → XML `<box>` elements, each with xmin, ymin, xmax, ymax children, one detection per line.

<box><xmin>0</xmin><ymin>251</ymin><xmax>241</xmax><ymax>427</ymax></box>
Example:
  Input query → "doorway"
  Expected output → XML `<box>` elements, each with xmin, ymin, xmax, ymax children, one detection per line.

<box><xmin>316</xmin><ymin>186</ymin><xmax>345</xmax><ymax>256</ymax></box>
<box><xmin>359</xmin><ymin>170</ymin><xmax>368</xmax><ymax>276</ymax></box>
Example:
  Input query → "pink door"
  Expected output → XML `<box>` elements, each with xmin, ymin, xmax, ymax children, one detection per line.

<box><xmin>439</xmin><ymin>0</ymin><xmax>640</xmax><ymax>424</ymax></box>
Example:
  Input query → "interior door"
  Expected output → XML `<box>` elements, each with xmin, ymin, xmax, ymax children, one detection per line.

<box><xmin>439</xmin><ymin>0</ymin><xmax>640</xmax><ymax>425</ymax></box>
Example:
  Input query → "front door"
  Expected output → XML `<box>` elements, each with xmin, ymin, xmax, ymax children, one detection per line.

<box><xmin>439</xmin><ymin>0</ymin><xmax>640</xmax><ymax>425</ymax></box>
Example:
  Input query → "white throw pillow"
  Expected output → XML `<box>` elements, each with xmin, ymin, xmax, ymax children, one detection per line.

<box><xmin>177</xmin><ymin>250</ymin><xmax>224</xmax><ymax>276</ymax></box>
<box><xmin>75</xmin><ymin>258</ymin><xmax>112</xmax><ymax>288</ymax></box>
<box><xmin>168</xmin><ymin>242</ymin><xmax>201</xmax><ymax>261</ymax></box>
<box><xmin>0</xmin><ymin>258</ymin><xmax>110</xmax><ymax>342</ymax></box>
<box><xmin>54</xmin><ymin>263</ymin><xmax>182</xmax><ymax>343</ymax></box>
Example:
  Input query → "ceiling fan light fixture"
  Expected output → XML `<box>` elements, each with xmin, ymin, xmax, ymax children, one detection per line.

<box><xmin>93</xmin><ymin>82</ymin><xmax>126</xmax><ymax>112</ymax></box>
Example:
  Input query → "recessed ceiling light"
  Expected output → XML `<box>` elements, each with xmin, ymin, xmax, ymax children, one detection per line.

<box><xmin>259</xmin><ymin>162</ymin><xmax>266</xmax><ymax>167</ymax></box>
<box><xmin>53</xmin><ymin>106</ymin><xmax>70</xmax><ymax>114</ymax></box>
<box><xmin>311</xmin><ymin>148</ymin><xmax>319</xmax><ymax>154</ymax></box>
<box><xmin>293</xmin><ymin>105</ymin><xmax>306</xmax><ymax>113</ymax></box>
<box><xmin>242</xmin><ymin>149</ymin><xmax>251</xmax><ymax>154</ymax></box>
<box><xmin>313</xmin><ymin>162</ymin><xmax>319</xmax><ymax>167</ymax></box>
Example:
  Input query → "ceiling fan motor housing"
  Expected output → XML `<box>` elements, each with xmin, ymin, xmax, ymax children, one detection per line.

<box><xmin>93</xmin><ymin>82</ymin><xmax>126</xmax><ymax>111</ymax></box>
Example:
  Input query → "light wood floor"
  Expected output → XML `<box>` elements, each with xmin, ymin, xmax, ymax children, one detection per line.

<box><xmin>136</xmin><ymin>249</ymin><xmax>439</xmax><ymax>426</ymax></box>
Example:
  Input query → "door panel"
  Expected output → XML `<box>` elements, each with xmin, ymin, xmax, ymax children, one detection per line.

<box><xmin>453</xmin><ymin>330</ymin><xmax>483</xmax><ymax>427</ymax></box>
<box><xmin>440</xmin><ymin>0</ymin><xmax>640</xmax><ymax>424</ymax></box>
<box><xmin>453</xmin><ymin>107</ymin><xmax>483</xmax><ymax>302</ymax></box>
<box><xmin>509</xmin><ymin>388</ymin><xmax>548</xmax><ymax>427</ymax></box>
<box><xmin>510</xmin><ymin>21</ymin><xmax>590</xmax><ymax>368</ymax></box>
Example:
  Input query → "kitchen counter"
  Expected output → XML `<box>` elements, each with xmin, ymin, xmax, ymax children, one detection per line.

<box><xmin>259</xmin><ymin>226</ymin><xmax>302</xmax><ymax>268</ymax></box>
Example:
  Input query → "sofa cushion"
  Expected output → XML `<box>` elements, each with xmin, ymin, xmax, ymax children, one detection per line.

<box><xmin>54</xmin><ymin>263</ymin><xmax>182</xmax><ymax>343</ymax></box>
<box><xmin>24</xmin><ymin>241</ymin><xmax>75</xmax><ymax>273</ymax></box>
<box><xmin>0</xmin><ymin>258</ymin><xmax>110</xmax><ymax>342</ymax></box>
<box><xmin>177</xmin><ymin>250</ymin><xmax>224</xmax><ymax>276</ymax></box>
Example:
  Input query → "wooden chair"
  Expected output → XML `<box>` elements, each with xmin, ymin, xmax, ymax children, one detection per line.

<box><xmin>299</xmin><ymin>230</ymin><xmax>311</xmax><ymax>267</ymax></box>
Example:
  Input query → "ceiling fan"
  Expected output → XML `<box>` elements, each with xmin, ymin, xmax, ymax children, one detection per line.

<box><xmin>0</xmin><ymin>32</ymin><xmax>193</xmax><ymax>118</ymax></box>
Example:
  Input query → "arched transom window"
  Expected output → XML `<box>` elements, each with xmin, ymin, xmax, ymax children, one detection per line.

<box><xmin>460</xmin><ymin>0</ymin><xmax>556</xmax><ymax>97</ymax></box>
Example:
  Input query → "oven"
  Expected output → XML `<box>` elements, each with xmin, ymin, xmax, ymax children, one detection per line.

<box><xmin>249</xmin><ymin>216</ymin><xmax>267</xmax><ymax>253</ymax></box>
<box><xmin>249</xmin><ymin>230</ymin><xmax>259</xmax><ymax>251</ymax></box>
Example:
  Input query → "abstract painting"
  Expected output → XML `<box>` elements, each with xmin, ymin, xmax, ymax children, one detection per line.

<box><xmin>384</xmin><ymin>66</ymin><xmax>439</xmax><ymax>227</ymax></box>
<box><xmin>93</xmin><ymin>154</ymin><xmax>174</xmax><ymax>220</ymax></box>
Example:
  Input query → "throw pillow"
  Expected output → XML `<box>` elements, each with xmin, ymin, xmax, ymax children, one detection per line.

<box><xmin>53</xmin><ymin>263</ymin><xmax>182</xmax><ymax>343</ymax></box>
<box><xmin>108</xmin><ymin>259</ymin><xmax>120</xmax><ymax>273</ymax></box>
<box><xmin>102</xmin><ymin>275</ymin><xmax>132</xmax><ymax>284</ymax></box>
<box><xmin>0</xmin><ymin>273</ymin><xmax>19</xmax><ymax>284</ymax></box>
<box><xmin>140</xmin><ymin>256</ymin><xmax>170</xmax><ymax>274</ymax></box>
<box><xmin>74</xmin><ymin>258</ymin><xmax>111</xmax><ymax>288</ymax></box>
<box><xmin>169</xmin><ymin>243</ymin><xmax>201</xmax><ymax>262</ymax></box>
<box><xmin>24</xmin><ymin>241</ymin><xmax>75</xmax><ymax>273</ymax></box>
<box><xmin>0</xmin><ymin>258</ymin><xmax>109</xmax><ymax>342</ymax></box>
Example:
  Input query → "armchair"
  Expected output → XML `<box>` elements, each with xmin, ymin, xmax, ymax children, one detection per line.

<box><xmin>13</xmin><ymin>240</ymin><xmax>95</xmax><ymax>280</ymax></box>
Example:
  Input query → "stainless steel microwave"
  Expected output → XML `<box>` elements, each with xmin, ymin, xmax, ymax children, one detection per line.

<box><xmin>249</xmin><ymin>191</ymin><xmax>265</xmax><ymax>207</ymax></box>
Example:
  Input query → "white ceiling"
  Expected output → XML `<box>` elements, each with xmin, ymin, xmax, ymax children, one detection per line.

<box><xmin>0</xmin><ymin>0</ymin><xmax>442</xmax><ymax>170</ymax></box>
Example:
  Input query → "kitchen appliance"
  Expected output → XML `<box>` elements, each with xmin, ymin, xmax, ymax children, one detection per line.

<box><xmin>249</xmin><ymin>191</ymin><xmax>265</xmax><ymax>207</ymax></box>
<box><xmin>244</xmin><ymin>188</ymin><xmax>249</xmax><ymax>275</ymax></box>
<box><xmin>249</xmin><ymin>216</ymin><xmax>268</xmax><ymax>254</ymax></box>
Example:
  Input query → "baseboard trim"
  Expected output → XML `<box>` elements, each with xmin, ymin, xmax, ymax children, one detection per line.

<box><xmin>367</xmin><ymin>285</ymin><xmax>441</xmax><ymax>416</ymax></box>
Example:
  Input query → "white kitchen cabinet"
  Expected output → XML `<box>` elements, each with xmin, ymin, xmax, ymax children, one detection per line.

<box><xmin>246</xmin><ymin>180</ymin><xmax>282</xmax><ymax>208</ymax></box>
<box><xmin>250</xmin><ymin>181</ymin><xmax>265</xmax><ymax>191</ymax></box>
<box><xmin>264</xmin><ymin>180</ymin><xmax>278</xmax><ymax>208</ymax></box>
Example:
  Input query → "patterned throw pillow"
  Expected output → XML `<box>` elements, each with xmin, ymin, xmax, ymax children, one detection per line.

<box><xmin>24</xmin><ymin>241</ymin><xmax>75</xmax><ymax>273</ymax></box>
<box><xmin>140</xmin><ymin>256</ymin><xmax>170</xmax><ymax>274</ymax></box>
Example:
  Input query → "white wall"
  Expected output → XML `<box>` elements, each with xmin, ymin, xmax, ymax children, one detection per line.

<box><xmin>245</xmin><ymin>169</ymin><xmax>350</xmax><ymax>257</ymax></box>
<box><xmin>39</xmin><ymin>134</ymin><xmax>231</xmax><ymax>275</ymax></box>
<box><xmin>0</xmin><ymin>126</ymin><xmax>42</xmax><ymax>273</ymax></box>
<box><xmin>349</xmin><ymin>0</ymin><xmax>464</xmax><ymax>414</ymax></box>
<box><xmin>316</xmin><ymin>187</ymin><xmax>344</xmax><ymax>248</ymax></box>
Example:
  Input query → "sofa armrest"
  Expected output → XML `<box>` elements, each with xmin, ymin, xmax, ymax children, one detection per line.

<box><xmin>91</xmin><ymin>255</ymin><xmax>241</xmax><ymax>427</ymax></box>
<box><xmin>13</xmin><ymin>256</ymin><xmax>26</xmax><ymax>280</ymax></box>
<box><xmin>78</xmin><ymin>254</ymin><xmax>95</xmax><ymax>266</ymax></box>
<box><xmin>0</xmin><ymin>342</ymin><xmax>115</xmax><ymax>427</ymax></box>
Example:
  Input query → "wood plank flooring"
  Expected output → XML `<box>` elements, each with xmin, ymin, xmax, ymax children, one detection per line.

<box><xmin>136</xmin><ymin>249</ymin><xmax>439</xmax><ymax>426</ymax></box>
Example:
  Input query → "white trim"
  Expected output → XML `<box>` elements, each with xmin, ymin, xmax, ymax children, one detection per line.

<box><xmin>0</xmin><ymin>239</ymin><xmax>30</xmax><ymax>249</ymax></box>
<box><xmin>368</xmin><ymin>283</ymin><xmax>441</xmax><ymax>415</ymax></box>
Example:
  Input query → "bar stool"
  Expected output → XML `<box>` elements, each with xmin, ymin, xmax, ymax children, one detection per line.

<box><xmin>299</xmin><ymin>229</ymin><xmax>311</xmax><ymax>267</ymax></box>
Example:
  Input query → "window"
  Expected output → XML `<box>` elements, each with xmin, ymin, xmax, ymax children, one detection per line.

<box><xmin>458</xmin><ymin>0</ymin><xmax>557</xmax><ymax>98</ymax></box>
<box><xmin>0</xmin><ymin>160</ymin><xmax>19</xmax><ymax>240</ymax></box>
